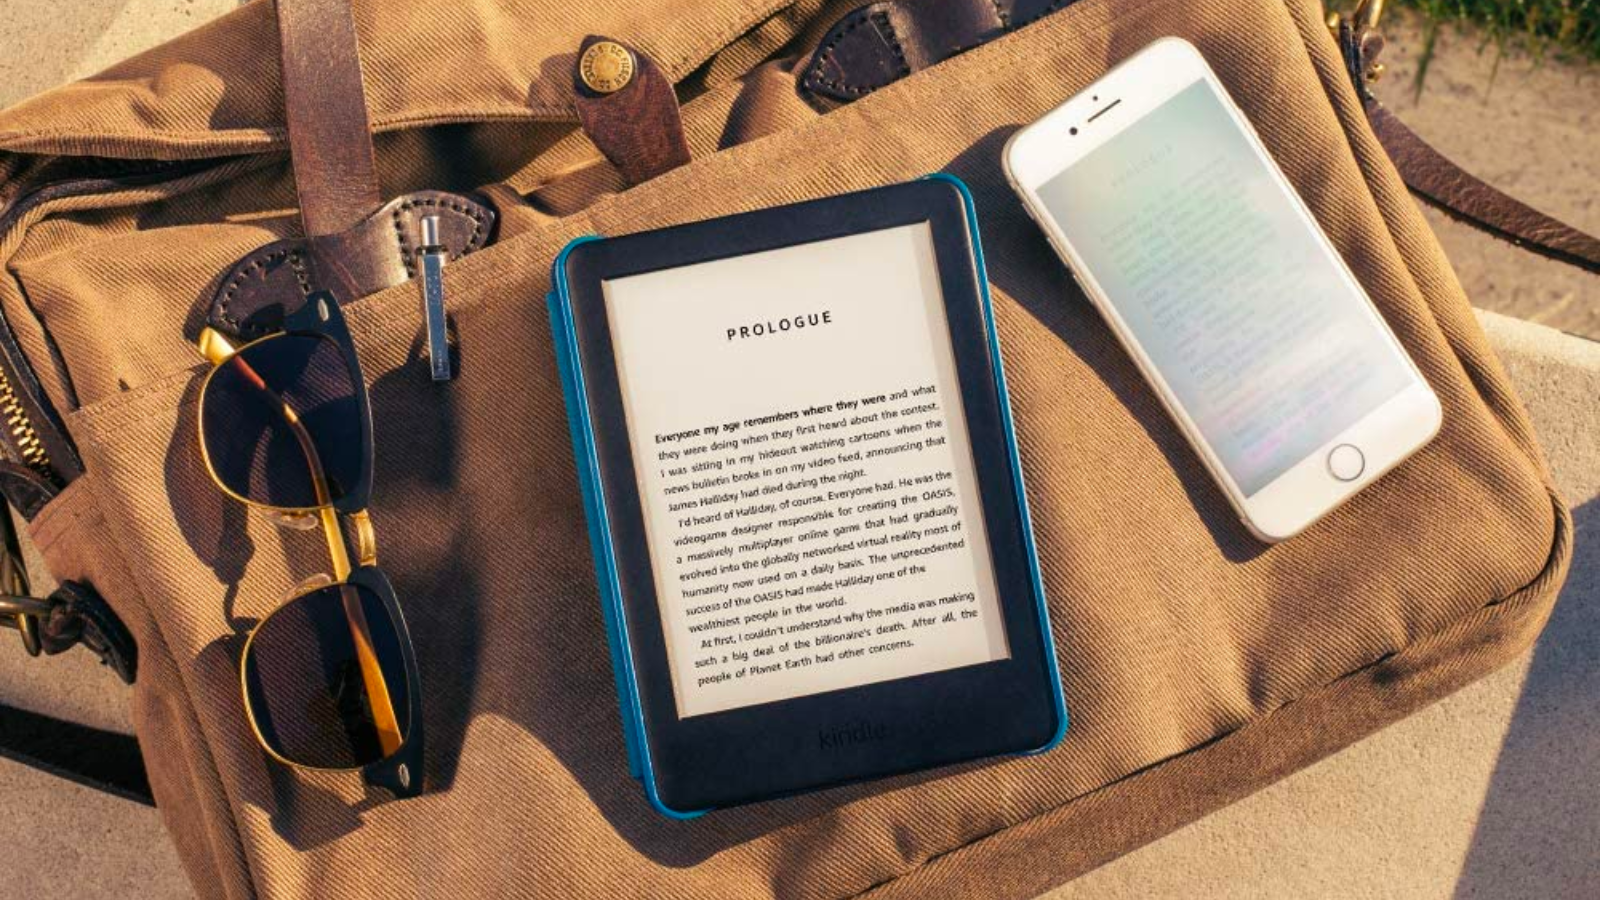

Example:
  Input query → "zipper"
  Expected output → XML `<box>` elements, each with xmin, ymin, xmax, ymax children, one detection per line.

<box><xmin>0</xmin><ymin>362</ymin><xmax>50</xmax><ymax>476</ymax></box>
<box><xmin>0</xmin><ymin>157</ymin><xmax>232</xmax><ymax>485</ymax></box>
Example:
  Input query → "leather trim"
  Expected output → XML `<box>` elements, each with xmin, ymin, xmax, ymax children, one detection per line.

<box><xmin>800</xmin><ymin>0</ymin><xmax>1062</xmax><ymax>107</ymax></box>
<box><xmin>0</xmin><ymin>460</ymin><xmax>58</xmax><ymax>520</ymax></box>
<box><xmin>274</xmin><ymin>0</ymin><xmax>384</xmax><ymax>237</ymax></box>
<box><xmin>572</xmin><ymin>36</ymin><xmax>693</xmax><ymax>188</ymax></box>
<box><xmin>207</xmin><ymin>189</ymin><xmax>497</xmax><ymax>339</ymax></box>
<box><xmin>801</xmin><ymin>7</ymin><xmax>912</xmax><ymax>104</ymax></box>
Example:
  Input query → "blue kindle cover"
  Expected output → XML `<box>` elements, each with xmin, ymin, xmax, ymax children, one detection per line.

<box><xmin>548</xmin><ymin>175</ymin><xmax>1066</xmax><ymax>816</ymax></box>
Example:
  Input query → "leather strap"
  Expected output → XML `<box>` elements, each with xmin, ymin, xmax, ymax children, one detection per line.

<box><xmin>0</xmin><ymin>704</ymin><xmax>152</xmax><ymax>805</ymax></box>
<box><xmin>1367</xmin><ymin>105</ymin><xmax>1600</xmax><ymax>273</ymax></box>
<box><xmin>801</xmin><ymin>0</ymin><xmax>1600</xmax><ymax>274</ymax></box>
<box><xmin>572</xmin><ymin>36</ymin><xmax>692</xmax><ymax>187</ymax></box>
<box><xmin>801</xmin><ymin>0</ymin><xmax>1063</xmax><ymax>107</ymax></box>
<box><xmin>1337</xmin><ymin>20</ymin><xmax>1600</xmax><ymax>274</ymax></box>
<box><xmin>210</xmin><ymin>1</ymin><xmax>499</xmax><ymax>331</ymax></box>
<box><xmin>206</xmin><ymin>190</ymin><xmax>497</xmax><ymax>339</ymax></box>
<box><xmin>275</xmin><ymin>0</ymin><xmax>383</xmax><ymax>237</ymax></box>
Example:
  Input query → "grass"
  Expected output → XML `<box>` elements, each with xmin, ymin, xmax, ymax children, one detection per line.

<box><xmin>1332</xmin><ymin>0</ymin><xmax>1598</xmax><ymax>98</ymax></box>
<box><xmin>1385</xmin><ymin>0</ymin><xmax>1600</xmax><ymax>62</ymax></box>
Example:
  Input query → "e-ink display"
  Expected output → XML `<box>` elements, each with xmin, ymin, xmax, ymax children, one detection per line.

<box><xmin>1037</xmin><ymin>80</ymin><xmax>1414</xmax><ymax>496</ymax></box>
<box><xmin>602</xmin><ymin>224</ymin><xmax>1010</xmax><ymax>719</ymax></box>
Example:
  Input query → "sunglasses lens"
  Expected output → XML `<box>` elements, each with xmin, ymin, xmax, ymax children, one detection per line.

<box><xmin>201</xmin><ymin>334</ymin><xmax>363</xmax><ymax>509</ymax></box>
<box><xmin>243</xmin><ymin>582</ymin><xmax>411</xmax><ymax>769</ymax></box>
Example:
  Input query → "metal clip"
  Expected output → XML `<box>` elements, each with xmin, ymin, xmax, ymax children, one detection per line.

<box><xmin>0</xmin><ymin>593</ymin><xmax>51</xmax><ymax>657</ymax></box>
<box><xmin>0</xmin><ymin>542</ymin><xmax>41</xmax><ymax>655</ymax></box>
<box><xmin>418</xmin><ymin>215</ymin><xmax>453</xmax><ymax>381</ymax></box>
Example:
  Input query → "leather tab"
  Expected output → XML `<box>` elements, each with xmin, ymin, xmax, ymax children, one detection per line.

<box><xmin>0</xmin><ymin>460</ymin><xmax>58</xmax><ymax>521</ymax></box>
<box><xmin>207</xmin><ymin>190</ymin><xmax>496</xmax><ymax>340</ymax></box>
<box><xmin>802</xmin><ymin>0</ymin><xmax>1050</xmax><ymax>107</ymax></box>
<box><xmin>572</xmin><ymin>36</ymin><xmax>692</xmax><ymax>187</ymax></box>
<box><xmin>802</xmin><ymin>6</ymin><xmax>911</xmax><ymax>104</ymax></box>
<box><xmin>275</xmin><ymin>0</ymin><xmax>384</xmax><ymax>237</ymax></box>
<box><xmin>35</xmin><ymin>581</ymin><xmax>138</xmax><ymax>685</ymax></box>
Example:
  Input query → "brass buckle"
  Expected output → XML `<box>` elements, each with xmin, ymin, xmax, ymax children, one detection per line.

<box><xmin>1328</xmin><ymin>0</ymin><xmax>1386</xmax><ymax>33</ymax></box>
<box><xmin>1327</xmin><ymin>0</ymin><xmax>1388</xmax><ymax>87</ymax></box>
<box><xmin>0</xmin><ymin>593</ymin><xmax>51</xmax><ymax>657</ymax></box>
<box><xmin>0</xmin><ymin>541</ymin><xmax>43</xmax><ymax>654</ymax></box>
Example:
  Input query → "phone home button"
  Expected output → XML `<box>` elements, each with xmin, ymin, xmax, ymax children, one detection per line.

<box><xmin>1327</xmin><ymin>444</ymin><xmax>1365</xmax><ymax>482</ymax></box>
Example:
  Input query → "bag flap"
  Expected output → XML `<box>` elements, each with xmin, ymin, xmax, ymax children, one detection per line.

<box><xmin>0</xmin><ymin>0</ymin><xmax>797</xmax><ymax>160</ymax></box>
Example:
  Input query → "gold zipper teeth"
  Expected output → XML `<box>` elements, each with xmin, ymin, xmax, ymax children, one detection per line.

<box><xmin>0</xmin><ymin>362</ymin><xmax>50</xmax><ymax>476</ymax></box>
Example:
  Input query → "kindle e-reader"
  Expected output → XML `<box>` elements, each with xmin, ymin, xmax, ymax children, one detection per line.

<box><xmin>549</xmin><ymin>176</ymin><xmax>1067</xmax><ymax>816</ymax></box>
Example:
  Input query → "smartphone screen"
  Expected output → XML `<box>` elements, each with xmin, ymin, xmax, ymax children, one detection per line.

<box><xmin>1032</xmin><ymin>79</ymin><xmax>1418</xmax><ymax>498</ymax></box>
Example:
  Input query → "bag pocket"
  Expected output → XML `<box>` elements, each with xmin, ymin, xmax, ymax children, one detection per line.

<box><xmin>46</xmin><ymin>0</ymin><xmax>1565</xmax><ymax>895</ymax></box>
<box><xmin>0</xmin><ymin>0</ymin><xmax>829</xmax><ymax>416</ymax></box>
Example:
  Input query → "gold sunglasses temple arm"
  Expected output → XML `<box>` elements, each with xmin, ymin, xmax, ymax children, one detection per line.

<box><xmin>318</xmin><ymin>507</ymin><xmax>354</xmax><ymax>582</ymax></box>
<box><xmin>335</xmin><ymin>581</ymin><xmax>405</xmax><ymax>755</ymax></box>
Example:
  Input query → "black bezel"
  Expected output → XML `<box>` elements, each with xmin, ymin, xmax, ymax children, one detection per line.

<box><xmin>561</xmin><ymin>179</ymin><xmax>1060</xmax><ymax>811</ymax></box>
<box><xmin>350</xmin><ymin>564</ymin><xmax>426</xmax><ymax>798</ymax></box>
<box><xmin>280</xmin><ymin>294</ymin><xmax>375</xmax><ymax>516</ymax></box>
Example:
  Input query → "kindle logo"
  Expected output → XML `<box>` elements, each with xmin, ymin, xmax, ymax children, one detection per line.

<box><xmin>818</xmin><ymin>719</ymin><xmax>892</xmax><ymax>751</ymax></box>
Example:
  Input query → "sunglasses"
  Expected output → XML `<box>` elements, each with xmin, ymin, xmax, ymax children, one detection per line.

<box><xmin>196</xmin><ymin>290</ymin><xmax>424</xmax><ymax>798</ymax></box>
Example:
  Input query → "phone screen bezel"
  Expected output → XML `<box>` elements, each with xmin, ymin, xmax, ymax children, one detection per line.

<box><xmin>1003</xmin><ymin>37</ymin><xmax>1440</xmax><ymax>541</ymax></box>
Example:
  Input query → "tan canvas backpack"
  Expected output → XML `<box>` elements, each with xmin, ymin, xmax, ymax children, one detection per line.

<box><xmin>0</xmin><ymin>0</ymin><xmax>1590</xmax><ymax>896</ymax></box>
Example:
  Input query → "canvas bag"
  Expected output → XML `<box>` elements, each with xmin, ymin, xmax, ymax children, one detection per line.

<box><xmin>0</xmin><ymin>0</ymin><xmax>1579</xmax><ymax>896</ymax></box>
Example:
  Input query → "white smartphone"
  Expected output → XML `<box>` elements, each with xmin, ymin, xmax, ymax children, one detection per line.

<box><xmin>1003</xmin><ymin>37</ymin><xmax>1441</xmax><ymax>542</ymax></box>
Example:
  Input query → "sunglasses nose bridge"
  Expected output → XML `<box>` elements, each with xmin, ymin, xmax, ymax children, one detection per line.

<box><xmin>281</xmin><ymin>572</ymin><xmax>337</xmax><ymax>605</ymax></box>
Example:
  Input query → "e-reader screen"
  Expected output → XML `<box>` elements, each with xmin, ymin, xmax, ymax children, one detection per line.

<box><xmin>602</xmin><ymin>223</ymin><xmax>1011</xmax><ymax>719</ymax></box>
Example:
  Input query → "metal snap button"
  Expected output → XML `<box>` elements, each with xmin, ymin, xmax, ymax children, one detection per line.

<box><xmin>580</xmin><ymin>41</ymin><xmax>635</xmax><ymax>94</ymax></box>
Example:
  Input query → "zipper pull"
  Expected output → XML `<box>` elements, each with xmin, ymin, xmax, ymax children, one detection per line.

<box><xmin>417</xmin><ymin>215</ymin><xmax>453</xmax><ymax>381</ymax></box>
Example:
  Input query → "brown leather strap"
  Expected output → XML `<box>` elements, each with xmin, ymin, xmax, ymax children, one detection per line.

<box><xmin>1337</xmin><ymin>20</ymin><xmax>1600</xmax><ymax>274</ymax></box>
<box><xmin>247</xmin><ymin>0</ymin><xmax>499</xmax><ymax>329</ymax></box>
<box><xmin>207</xmin><ymin>190</ymin><xmax>496</xmax><ymax>339</ymax></box>
<box><xmin>802</xmin><ymin>0</ymin><xmax>1600</xmax><ymax>275</ymax></box>
<box><xmin>1365</xmin><ymin>105</ymin><xmax>1600</xmax><ymax>273</ymax></box>
<box><xmin>0</xmin><ymin>704</ymin><xmax>152</xmax><ymax>805</ymax></box>
<box><xmin>274</xmin><ymin>0</ymin><xmax>383</xmax><ymax>237</ymax></box>
<box><xmin>800</xmin><ymin>0</ymin><xmax>1064</xmax><ymax>107</ymax></box>
<box><xmin>572</xmin><ymin>36</ymin><xmax>692</xmax><ymax>187</ymax></box>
